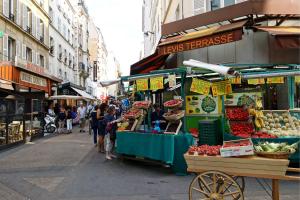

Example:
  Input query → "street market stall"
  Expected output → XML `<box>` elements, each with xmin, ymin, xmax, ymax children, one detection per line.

<box><xmin>116</xmin><ymin>68</ymin><xmax>194</xmax><ymax>174</ymax></box>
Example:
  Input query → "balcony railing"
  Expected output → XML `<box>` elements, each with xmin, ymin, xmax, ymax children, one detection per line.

<box><xmin>9</xmin><ymin>13</ymin><xmax>15</xmax><ymax>22</ymax></box>
<box><xmin>26</xmin><ymin>26</ymin><xmax>31</xmax><ymax>34</ymax></box>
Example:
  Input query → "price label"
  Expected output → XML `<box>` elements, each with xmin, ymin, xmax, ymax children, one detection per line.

<box><xmin>230</xmin><ymin>77</ymin><xmax>241</xmax><ymax>84</ymax></box>
<box><xmin>296</xmin><ymin>76</ymin><xmax>300</xmax><ymax>83</ymax></box>
<box><xmin>211</xmin><ymin>80</ymin><xmax>230</xmax><ymax>96</ymax></box>
<box><xmin>248</xmin><ymin>78</ymin><xmax>265</xmax><ymax>85</ymax></box>
<box><xmin>190</xmin><ymin>78</ymin><xmax>211</xmax><ymax>95</ymax></box>
<box><xmin>150</xmin><ymin>76</ymin><xmax>164</xmax><ymax>90</ymax></box>
<box><xmin>168</xmin><ymin>74</ymin><xmax>176</xmax><ymax>88</ymax></box>
<box><xmin>136</xmin><ymin>78</ymin><xmax>148</xmax><ymax>91</ymax></box>
<box><xmin>266</xmin><ymin>77</ymin><xmax>284</xmax><ymax>84</ymax></box>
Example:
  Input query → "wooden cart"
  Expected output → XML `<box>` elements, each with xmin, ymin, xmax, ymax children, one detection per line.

<box><xmin>184</xmin><ymin>154</ymin><xmax>300</xmax><ymax>200</ymax></box>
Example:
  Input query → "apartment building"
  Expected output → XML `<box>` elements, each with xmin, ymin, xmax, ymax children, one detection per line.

<box><xmin>1</xmin><ymin>0</ymin><xmax>50</xmax><ymax>69</ymax></box>
<box><xmin>48</xmin><ymin>0</ymin><xmax>77</xmax><ymax>85</ymax></box>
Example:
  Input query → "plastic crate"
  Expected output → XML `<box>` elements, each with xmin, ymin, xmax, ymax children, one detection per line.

<box><xmin>198</xmin><ymin>119</ymin><xmax>221</xmax><ymax>145</ymax></box>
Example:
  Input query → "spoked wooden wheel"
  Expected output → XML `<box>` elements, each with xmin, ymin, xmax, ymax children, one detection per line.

<box><xmin>189</xmin><ymin>171</ymin><xmax>244</xmax><ymax>200</ymax></box>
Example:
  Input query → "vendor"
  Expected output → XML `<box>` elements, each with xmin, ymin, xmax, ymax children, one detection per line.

<box><xmin>151</xmin><ymin>104</ymin><xmax>166</xmax><ymax>129</ymax></box>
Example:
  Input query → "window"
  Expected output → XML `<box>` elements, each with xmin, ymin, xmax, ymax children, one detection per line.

<box><xmin>39</xmin><ymin>55</ymin><xmax>44</xmax><ymax>67</ymax></box>
<box><xmin>50</xmin><ymin>37</ymin><xmax>54</xmax><ymax>54</ymax></box>
<box><xmin>68</xmin><ymin>53</ymin><xmax>71</xmax><ymax>66</ymax></box>
<box><xmin>26</xmin><ymin>7</ymin><xmax>32</xmax><ymax>33</ymax></box>
<box><xmin>175</xmin><ymin>5</ymin><xmax>180</xmax><ymax>21</ymax></box>
<box><xmin>7</xmin><ymin>37</ymin><xmax>15</xmax><ymax>62</ymax></box>
<box><xmin>194</xmin><ymin>0</ymin><xmax>207</xmax><ymax>15</ymax></box>
<box><xmin>39</xmin><ymin>19</ymin><xmax>44</xmax><ymax>42</ymax></box>
<box><xmin>26</xmin><ymin>47</ymin><xmax>32</xmax><ymax>62</ymax></box>
<box><xmin>49</xmin><ymin>7</ymin><xmax>53</xmax><ymax>21</ymax></box>
<box><xmin>57</xmin><ymin>18</ymin><xmax>61</xmax><ymax>32</ymax></box>
<box><xmin>68</xmin><ymin>29</ymin><xmax>70</xmax><ymax>41</ymax></box>
<box><xmin>211</xmin><ymin>0</ymin><xmax>221</xmax><ymax>11</ymax></box>
<box><xmin>224</xmin><ymin>0</ymin><xmax>235</xmax><ymax>6</ymax></box>
<box><xmin>58</xmin><ymin>44</ymin><xmax>62</xmax><ymax>60</ymax></box>
<box><xmin>63</xmin><ymin>24</ymin><xmax>66</xmax><ymax>38</ymax></box>
<box><xmin>9</xmin><ymin>0</ymin><xmax>14</xmax><ymax>20</ymax></box>
<box><xmin>64</xmin><ymin>49</ymin><xmax>67</xmax><ymax>63</ymax></box>
<box><xmin>58</xmin><ymin>69</ymin><xmax>62</xmax><ymax>78</ymax></box>
<box><xmin>64</xmin><ymin>71</ymin><xmax>67</xmax><ymax>80</ymax></box>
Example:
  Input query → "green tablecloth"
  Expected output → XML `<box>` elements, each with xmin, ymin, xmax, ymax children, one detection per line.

<box><xmin>116</xmin><ymin>132</ymin><xmax>194</xmax><ymax>175</ymax></box>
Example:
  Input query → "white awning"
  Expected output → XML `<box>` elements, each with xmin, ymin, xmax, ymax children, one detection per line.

<box><xmin>0</xmin><ymin>79</ymin><xmax>14</xmax><ymax>90</ymax></box>
<box><xmin>49</xmin><ymin>95</ymin><xmax>83</xmax><ymax>100</ymax></box>
<box><xmin>71</xmin><ymin>87</ymin><xmax>95</xmax><ymax>100</ymax></box>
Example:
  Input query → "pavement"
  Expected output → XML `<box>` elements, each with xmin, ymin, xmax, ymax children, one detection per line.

<box><xmin>0</xmin><ymin>127</ymin><xmax>299</xmax><ymax>200</ymax></box>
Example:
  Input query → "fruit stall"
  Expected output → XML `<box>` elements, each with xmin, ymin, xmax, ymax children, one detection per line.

<box><xmin>116</xmin><ymin>68</ymin><xmax>194</xmax><ymax>175</ymax></box>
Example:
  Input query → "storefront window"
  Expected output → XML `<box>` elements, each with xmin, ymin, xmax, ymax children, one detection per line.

<box><xmin>32</xmin><ymin>99</ymin><xmax>42</xmax><ymax>113</ymax></box>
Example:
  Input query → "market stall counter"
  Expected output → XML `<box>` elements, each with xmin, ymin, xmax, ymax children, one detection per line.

<box><xmin>116</xmin><ymin>131</ymin><xmax>194</xmax><ymax>175</ymax></box>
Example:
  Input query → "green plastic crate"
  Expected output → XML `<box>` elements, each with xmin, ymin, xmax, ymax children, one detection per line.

<box><xmin>198</xmin><ymin>119</ymin><xmax>221</xmax><ymax>145</ymax></box>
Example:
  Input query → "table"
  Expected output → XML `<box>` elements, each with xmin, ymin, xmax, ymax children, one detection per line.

<box><xmin>116</xmin><ymin>132</ymin><xmax>194</xmax><ymax>175</ymax></box>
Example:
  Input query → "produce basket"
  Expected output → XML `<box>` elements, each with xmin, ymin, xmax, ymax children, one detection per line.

<box><xmin>163</xmin><ymin>110</ymin><xmax>184</xmax><ymax>121</ymax></box>
<box><xmin>163</xmin><ymin>99</ymin><xmax>183</xmax><ymax>109</ymax></box>
<box><xmin>132</xmin><ymin>101</ymin><xmax>151</xmax><ymax>109</ymax></box>
<box><xmin>123</xmin><ymin>109</ymin><xmax>142</xmax><ymax>119</ymax></box>
<box><xmin>255</xmin><ymin>151</ymin><xmax>291</xmax><ymax>159</ymax></box>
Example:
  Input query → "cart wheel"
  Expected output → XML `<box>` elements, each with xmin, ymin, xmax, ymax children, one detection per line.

<box><xmin>189</xmin><ymin>171</ymin><xmax>244</xmax><ymax>200</ymax></box>
<box><xmin>232</xmin><ymin>176</ymin><xmax>245</xmax><ymax>192</ymax></box>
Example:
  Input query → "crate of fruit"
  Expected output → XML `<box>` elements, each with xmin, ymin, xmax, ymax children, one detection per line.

<box><xmin>123</xmin><ymin>109</ymin><xmax>143</xmax><ymax>119</ymax></box>
<box><xmin>163</xmin><ymin>99</ymin><xmax>183</xmax><ymax>109</ymax></box>
<box><xmin>290</xmin><ymin>109</ymin><xmax>300</xmax><ymax>130</ymax></box>
<box><xmin>228</xmin><ymin>120</ymin><xmax>255</xmax><ymax>138</ymax></box>
<box><xmin>163</xmin><ymin>110</ymin><xmax>185</xmax><ymax>121</ymax></box>
<box><xmin>220</xmin><ymin>138</ymin><xmax>254</xmax><ymax>157</ymax></box>
<box><xmin>132</xmin><ymin>101</ymin><xmax>152</xmax><ymax>109</ymax></box>
<box><xmin>225</xmin><ymin>106</ymin><xmax>250</xmax><ymax>120</ymax></box>
<box><xmin>261</xmin><ymin>110</ymin><xmax>295</xmax><ymax>131</ymax></box>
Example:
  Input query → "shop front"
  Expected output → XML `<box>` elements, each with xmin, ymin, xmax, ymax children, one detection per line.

<box><xmin>0</xmin><ymin>61</ymin><xmax>61</xmax><ymax>149</ymax></box>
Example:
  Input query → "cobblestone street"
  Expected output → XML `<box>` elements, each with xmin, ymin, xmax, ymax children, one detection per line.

<box><xmin>0</xmin><ymin>128</ymin><xmax>298</xmax><ymax>200</ymax></box>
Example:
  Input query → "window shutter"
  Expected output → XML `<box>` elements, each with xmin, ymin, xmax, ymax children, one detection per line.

<box><xmin>16</xmin><ymin>40</ymin><xmax>21</xmax><ymax>58</ymax></box>
<box><xmin>32</xmin><ymin>14</ymin><xmax>36</xmax><ymax>37</ymax></box>
<box><xmin>10</xmin><ymin>0</ymin><xmax>14</xmax><ymax>15</ymax></box>
<box><xmin>32</xmin><ymin>50</ymin><xmax>36</xmax><ymax>64</ymax></box>
<box><xmin>36</xmin><ymin>17</ymin><xmax>40</xmax><ymax>38</ymax></box>
<box><xmin>194</xmin><ymin>0</ymin><xmax>206</xmax><ymax>15</ymax></box>
<box><xmin>22</xmin><ymin>44</ymin><xmax>26</xmax><ymax>60</ymax></box>
<box><xmin>36</xmin><ymin>52</ymin><xmax>40</xmax><ymax>66</ymax></box>
<box><xmin>22</xmin><ymin>4</ymin><xmax>27</xmax><ymax>30</ymax></box>
<box><xmin>3</xmin><ymin>0</ymin><xmax>9</xmax><ymax>17</ymax></box>
<box><xmin>16</xmin><ymin>0</ymin><xmax>21</xmax><ymax>25</ymax></box>
<box><xmin>2</xmin><ymin>34</ymin><xmax>8</xmax><ymax>61</ymax></box>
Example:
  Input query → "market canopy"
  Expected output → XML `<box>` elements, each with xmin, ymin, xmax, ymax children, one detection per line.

<box><xmin>254</xmin><ymin>26</ymin><xmax>300</xmax><ymax>49</ymax></box>
<box><xmin>49</xmin><ymin>95</ymin><xmax>84</xmax><ymax>100</ymax></box>
<box><xmin>130</xmin><ymin>51</ymin><xmax>169</xmax><ymax>75</ymax></box>
<box><xmin>158</xmin><ymin>21</ymin><xmax>246</xmax><ymax>55</ymax></box>
<box><xmin>71</xmin><ymin>87</ymin><xmax>95</xmax><ymax>100</ymax></box>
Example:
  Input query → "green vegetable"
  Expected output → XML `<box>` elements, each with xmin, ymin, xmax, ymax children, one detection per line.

<box><xmin>255</xmin><ymin>141</ymin><xmax>299</xmax><ymax>154</ymax></box>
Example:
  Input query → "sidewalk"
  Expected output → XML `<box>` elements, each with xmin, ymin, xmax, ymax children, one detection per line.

<box><xmin>0</xmin><ymin>127</ymin><xmax>299</xmax><ymax>200</ymax></box>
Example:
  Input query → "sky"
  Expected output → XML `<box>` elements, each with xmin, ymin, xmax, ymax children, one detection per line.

<box><xmin>85</xmin><ymin>0</ymin><xmax>143</xmax><ymax>76</ymax></box>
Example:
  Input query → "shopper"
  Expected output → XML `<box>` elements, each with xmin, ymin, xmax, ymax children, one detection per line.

<box><xmin>58</xmin><ymin>106</ymin><xmax>66</xmax><ymax>134</ymax></box>
<box><xmin>91</xmin><ymin>105</ymin><xmax>100</xmax><ymax>146</ymax></box>
<box><xmin>104</xmin><ymin>106</ymin><xmax>122</xmax><ymax>160</ymax></box>
<box><xmin>98</xmin><ymin>103</ymin><xmax>108</xmax><ymax>153</ymax></box>
<box><xmin>66</xmin><ymin>106</ymin><xmax>73</xmax><ymax>133</ymax></box>
<box><xmin>77</xmin><ymin>103</ymin><xmax>87</xmax><ymax>132</ymax></box>
<box><xmin>48</xmin><ymin>103</ymin><xmax>55</xmax><ymax>116</ymax></box>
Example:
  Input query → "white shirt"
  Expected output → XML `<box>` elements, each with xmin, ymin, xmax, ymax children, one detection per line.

<box><xmin>77</xmin><ymin>106</ymin><xmax>87</xmax><ymax>119</ymax></box>
<box><xmin>48</xmin><ymin>108</ymin><xmax>55</xmax><ymax>116</ymax></box>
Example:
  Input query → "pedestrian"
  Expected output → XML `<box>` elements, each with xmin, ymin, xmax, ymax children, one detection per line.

<box><xmin>77</xmin><ymin>102</ymin><xmax>87</xmax><ymax>132</ymax></box>
<box><xmin>58</xmin><ymin>106</ymin><xmax>66</xmax><ymax>134</ymax></box>
<box><xmin>71</xmin><ymin>106</ymin><xmax>78</xmax><ymax>125</ymax></box>
<box><xmin>66</xmin><ymin>106</ymin><xmax>73</xmax><ymax>133</ymax></box>
<box><xmin>48</xmin><ymin>102</ymin><xmax>55</xmax><ymax>116</ymax></box>
<box><xmin>91</xmin><ymin>105</ymin><xmax>100</xmax><ymax>146</ymax></box>
<box><xmin>98</xmin><ymin>103</ymin><xmax>108</xmax><ymax>153</ymax></box>
<box><xmin>104</xmin><ymin>106</ymin><xmax>122</xmax><ymax>160</ymax></box>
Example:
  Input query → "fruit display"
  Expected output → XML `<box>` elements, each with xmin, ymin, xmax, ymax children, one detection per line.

<box><xmin>220</xmin><ymin>139</ymin><xmax>254</xmax><ymax>157</ymax></box>
<box><xmin>251</xmin><ymin>131</ymin><xmax>277</xmax><ymax>138</ymax></box>
<box><xmin>163</xmin><ymin>99</ymin><xmax>183</xmax><ymax>108</ymax></box>
<box><xmin>260</xmin><ymin>111</ymin><xmax>292</xmax><ymax>131</ymax></box>
<box><xmin>291</xmin><ymin>116</ymin><xmax>300</xmax><ymax>130</ymax></box>
<box><xmin>132</xmin><ymin>101</ymin><xmax>151</xmax><ymax>109</ymax></box>
<box><xmin>123</xmin><ymin>109</ymin><xmax>142</xmax><ymax>119</ymax></box>
<box><xmin>163</xmin><ymin>110</ymin><xmax>184</xmax><ymax>121</ymax></box>
<box><xmin>187</xmin><ymin>145</ymin><xmax>221</xmax><ymax>156</ymax></box>
<box><xmin>254</xmin><ymin>142</ymin><xmax>299</xmax><ymax>154</ymax></box>
<box><xmin>222</xmin><ymin>139</ymin><xmax>252</xmax><ymax>148</ymax></box>
<box><xmin>229</xmin><ymin>121</ymin><xmax>255</xmax><ymax>138</ymax></box>
<box><xmin>225</xmin><ymin>106</ymin><xmax>249</xmax><ymax>120</ymax></box>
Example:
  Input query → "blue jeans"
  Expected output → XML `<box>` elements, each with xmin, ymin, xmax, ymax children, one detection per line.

<box><xmin>93</xmin><ymin>127</ymin><xmax>98</xmax><ymax>144</ymax></box>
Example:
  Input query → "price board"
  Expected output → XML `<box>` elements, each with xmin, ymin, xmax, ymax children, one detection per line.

<box><xmin>266</xmin><ymin>77</ymin><xmax>284</xmax><ymax>84</ymax></box>
<box><xmin>190</xmin><ymin>78</ymin><xmax>211</xmax><ymax>95</ymax></box>
<box><xmin>136</xmin><ymin>78</ymin><xmax>148</xmax><ymax>91</ymax></box>
<box><xmin>150</xmin><ymin>76</ymin><xmax>164</xmax><ymax>90</ymax></box>
<box><xmin>247</xmin><ymin>78</ymin><xmax>265</xmax><ymax>85</ymax></box>
<box><xmin>296</xmin><ymin>76</ymin><xmax>300</xmax><ymax>83</ymax></box>
<box><xmin>230</xmin><ymin>77</ymin><xmax>241</xmax><ymax>84</ymax></box>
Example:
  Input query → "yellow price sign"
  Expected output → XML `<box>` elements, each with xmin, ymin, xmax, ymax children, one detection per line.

<box><xmin>266</xmin><ymin>77</ymin><xmax>284</xmax><ymax>84</ymax></box>
<box><xmin>212</xmin><ymin>80</ymin><xmax>230</xmax><ymax>96</ymax></box>
<box><xmin>225</xmin><ymin>82</ymin><xmax>232</xmax><ymax>94</ymax></box>
<box><xmin>230</xmin><ymin>77</ymin><xmax>241</xmax><ymax>84</ymax></box>
<box><xmin>136</xmin><ymin>78</ymin><xmax>148</xmax><ymax>91</ymax></box>
<box><xmin>296</xmin><ymin>76</ymin><xmax>300</xmax><ymax>83</ymax></box>
<box><xmin>248</xmin><ymin>78</ymin><xmax>265</xmax><ymax>85</ymax></box>
<box><xmin>190</xmin><ymin>78</ymin><xmax>211</xmax><ymax>95</ymax></box>
<box><xmin>150</xmin><ymin>76</ymin><xmax>164</xmax><ymax>90</ymax></box>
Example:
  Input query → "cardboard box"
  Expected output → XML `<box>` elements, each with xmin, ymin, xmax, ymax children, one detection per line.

<box><xmin>220</xmin><ymin>138</ymin><xmax>254</xmax><ymax>157</ymax></box>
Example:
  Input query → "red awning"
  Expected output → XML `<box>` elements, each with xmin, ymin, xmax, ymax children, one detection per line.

<box><xmin>130</xmin><ymin>51</ymin><xmax>169</xmax><ymax>75</ymax></box>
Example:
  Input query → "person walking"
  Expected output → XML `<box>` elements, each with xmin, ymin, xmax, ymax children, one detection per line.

<box><xmin>91</xmin><ymin>105</ymin><xmax>100</xmax><ymax>147</ymax></box>
<box><xmin>66</xmin><ymin>106</ymin><xmax>73</xmax><ymax>133</ymax></box>
<box><xmin>77</xmin><ymin>103</ymin><xmax>87</xmax><ymax>132</ymax></box>
<box><xmin>98</xmin><ymin>103</ymin><xmax>108</xmax><ymax>153</ymax></box>
<box><xmin>58</xmin><ymin>106</ymin><xmax>66</xmax><ymax>134</ymax></box>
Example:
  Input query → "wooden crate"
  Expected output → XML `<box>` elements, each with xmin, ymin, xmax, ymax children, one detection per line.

<box><xmin>184</xmin><ymin>154</ymin><xmax>289</xmax><ymax>177</ymax></box>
